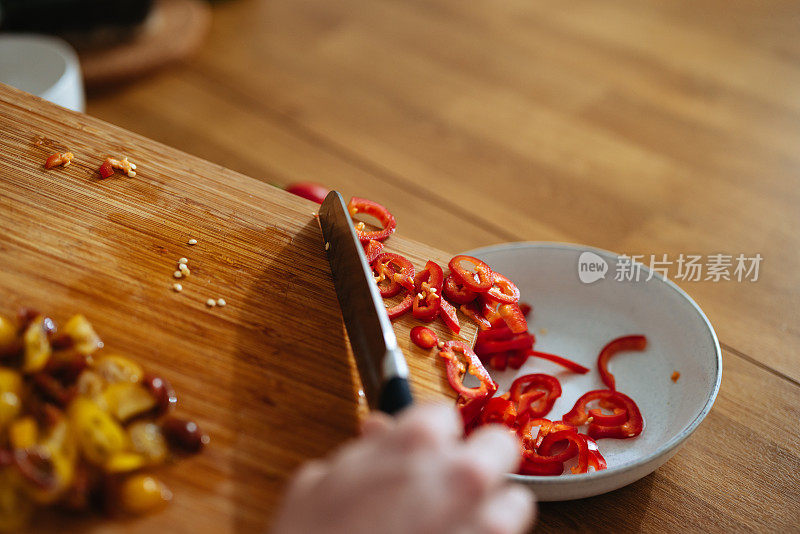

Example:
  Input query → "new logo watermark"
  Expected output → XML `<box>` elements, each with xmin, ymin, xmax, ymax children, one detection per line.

<box><xmin>577</xmin><ymin>252</ymin><xmax>762</xmax><ymax>284</ymax></box>
<box><xmin>577</xmin><ymin>251</ymin><xmax>609</xmax><ymax>284</ymax></box>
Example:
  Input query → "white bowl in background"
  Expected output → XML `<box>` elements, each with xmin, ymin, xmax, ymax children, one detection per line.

<box><xmin>465</xmin><ymin>242</ymin><xmax>722</xmax><ymax>501</ymax></box>
<box><xmin>0</xmin><ymin>34</ymin><xmax>84</xmax><ymax>112</ymax></box>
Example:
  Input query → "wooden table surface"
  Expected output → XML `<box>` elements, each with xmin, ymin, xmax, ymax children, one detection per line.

<box><xmin>83</xmin><ymin>0</ymin><xmax>800</xmax><ymax>531</ymax></box>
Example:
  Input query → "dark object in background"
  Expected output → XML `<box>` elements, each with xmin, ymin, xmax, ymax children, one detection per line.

<box><xmin>0</xmin><ymin>0</ymin><xmax>154</xmax><ymax>33</ymax></box>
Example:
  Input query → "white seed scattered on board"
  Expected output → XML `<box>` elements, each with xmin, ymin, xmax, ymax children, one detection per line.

<box><xmin>325</xmin><ymin>242</ymin><xmax>330</xmax><ymax>250</ymax></box>
<box><xmin>216</xmin><ymin>298</ymin><xmax>226</xmax><ymax>307</ymax></box>
<box><xmin>417</xmin><ymin>293</ymin><xmax>424</xmax><ymax>299</ymax></box>
<box><xmin>173</xmin><ymin>271</ymin><xmax>183</xmax><ymax>279</ymax></box>
<box><xmin>173</xmin><ymin>283</ymin><xmax>183</xmax><ymax>292</ymax></box>
<box><xmin>355</xmin><ymin>222</ymin><xmax>365</xmax><ymax>230</ymax></box>
<box><xmin>179</xmin><ymin>263</ymin><xmax>190</xmax><ymax>273</ymax></box>
<box><xmin>178</xmin><ymin>258</ymin><xmax>188</xmax><ymax>264</ymax></box>
<box><xmin>180</xmin><ymin>267</ymin><xmax>191</xmax><ymax>276</ymax></box>
<box><xmin>188</xmin><ymin>238</ymin><xmax>198</xmax><ymax>245</ymax></box>
<box><xmin>206</xmin><ymin>298</ymin><xmax>216</xmax><ymax>307</ymax></box>
<box><xmin>437</xmin><ymin>341</ymin><xmax>445</xmax><ymax>349</ymax></box>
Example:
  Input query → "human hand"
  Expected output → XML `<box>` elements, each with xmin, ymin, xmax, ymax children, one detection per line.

<box><xmin>271</xmin><ymin>404</ymin><xmax>535</xmax><ymax>534</ymax></box>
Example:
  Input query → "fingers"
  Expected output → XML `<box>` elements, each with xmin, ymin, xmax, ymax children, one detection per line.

<box><xmin>462</xmin><ymin>425</ymin><xmax>522</xmax><ymax>475</ymax></box>
<box><xmin>361</xmin><ymin>412</ymin><xmax>393</xmax><ymax>438</ymax></box>
<box><xmin>472</xmin><ymin>484</ymin><xmax>536</xmax><ymax>534</ymax></box>
<box><xmin>388</xmin><ymin>403</ymin><xmax>462</xmax><ymax>451</ymax></box>
<box><xmin>286</xmin><ymin>460</ymin><xmax>327</xmax><ymax>497</ymax></box>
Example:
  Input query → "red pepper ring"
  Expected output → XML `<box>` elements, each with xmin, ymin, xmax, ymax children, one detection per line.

<box><xmin>519</xmin><ymin>453</ymin><xmax>564</xmax><ymax>476</ymax></box>
<box><xmin>372</xmin><ymin>253</ymin><xmax>415</xmax><ymax>298</ymax></box>
<box><xmin>474</xmin><ymin>333</ymin><xmax>534</xmax><ymax>357</ymax></box>
<box><xmin>537</xmin><ymin>429</ymin><xmax>589</xmax><ymax>474</ymax></box>
<box><xmin>509</xmin><ymin>373</ymin><xmax>562</xmax><ymax>419</ymax></box>
<box><xmin>410</xmin><ymin>326</ymin><xmax>439</xmax><ymax>350</ymax></box>
<box><xmin>448</xmin><ymin>255</ymin><xmax>494</xmax><ymax>292</ymax></box>
<box><xmin>526</xmin><ymin>350</ymin><xmax>590</xmax><ymax>374</ymax></box>
<box><xmin>597</xmin><ymin>335</ymin><xmax>648</xmax><ymax>390</ymax></box>
<box><xmin>457</xmin><ymin>390</ymin><xmax>496</xmax><ymax>435</ymax></box>
<box><xmin>588</xmin><ymin>407</ymin><xmax>628</xmax><ymax>426</ymax></box>
<box><xmin>362</xmin><ymin>240</ymin><xmax>384</xmax><ymax>265</ymax></box>
<box><xmin>486</xmin><ymin>272</ymin><xmax>521</xmax><ymax>304</ymax></box>
<box><xmin>497</xmin><ymin>303</ymin><xmax>528</xmax><ymax>334</ymax></box>
<box><xmin>347</xmin><ymin>197</ymin><xmax>397</xmax><ymax>243</ymax></box>
<box><xmin>385</xmin><ymin>291</ymin><xmax>413</xmax><ymax>321</ymax></box>
<box><xmin>443</xmin><ymin>274</ymin><xmax>477</xmax><ymax>305</ymax></box>
<box><xmin>562</xmin><ymin>389</ymin><xmax>644</xmax><ymax>440</ymax></box>
<box><xmin>412</xmin><ymin>261</ymin><xmax>444</xmax><ymax>322</ymax></box>
<box><xmin>517</xmin><ymin>417</ymin><xmax>552</xmax><ymax>450</ymax></box>
<box><xmin>585</xmin><ymin>436</ymin><xmax>607</xmax><ymax>471</ymax></box>
<box><xmin>460</xmin><ymin>301</ymin><xmax>492</xmax><ymax>331</ymax></box>
<box><xmin>438</xmin><ymin>341</ymin><xmax>496</xmax><ymax>399</ymax></box>
<box><xmin>479</xmin><ymin>396</ymin><xmax>518</xmax><ymax>428</ymax></box>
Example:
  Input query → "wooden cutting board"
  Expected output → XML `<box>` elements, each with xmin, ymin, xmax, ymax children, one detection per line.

<box><xmin>0</xmin><ymin>83</ymin><xmax>477</xmax><ymax>532</ymax></box>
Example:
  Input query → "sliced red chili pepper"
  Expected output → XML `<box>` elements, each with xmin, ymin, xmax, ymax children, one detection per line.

<box><xmin>519</xmin><ymin>302</ymin><xmax>532</xmax><ymax>317</ymax></box>
<box><xmin>562</xmin><ymin>389</ymin><xmax>644</xmax><ymax>439</ymax></box>
<box><xmin>459</xmin><ymin>301</ymin><xmax>492</xmax><ymax>331</ymax></box>
<box><xmin>597</xmin><ymin>335</ymin><xmax>647</xmax><ymax>390</ymax></box>
<box><xmin>537</xmin><ymin>429</ymin><xmax>589</xmax><ymax>474</ymax></box>
<box><xmin>438</xmin><ymin>341</ymin><xmax>496</xmax><ymax>399</ymax></box>
<box><xmin>362</xmin><ymin>240</ymin><xmax>384</xmax><ymax>265</ymax></box>
<box><xmin>412</xmin><ymin>261</ymin><xmax>444</xmax><ymax>322</ymax></box>
<box><xmin>518</xmin><ymin>417</ymin><xmax>552</xmax><ymax>450</ymax></box>
<box><xmin>486</xmin><ymin>272</ymin><xmax>520</xmax><ymax>304</ymax></box>
<box><xmin>588</xmin><ymin>407</ymin><xmax>627</xmax><ymax>426</ymax></box>
<box><xmin>438</xmin><ymin>299</ymin><xmax>460</xmax><ymax>335</ymax></box>
<box><xmin>479</xmin><ymin>396</ymin><xmax>518</xmax><ymax>428</ymax></box>
<box><xmin>442</xmin><ymin>274</ymin><xmax>477</xmax><ymax>305</ymax></box>
<box><xmin>519</xmin><ymin>454</ymin><xmax>564</xmax><ymax>476</ymax></box>
<box><xmin>507</xmin><ymin>349</ymin><xmax>528</xmax><ymax>370</ymax></box>
<box><xmin>372</xmin><ymin>253</ymin><xmax>415</xmax><ymax>297</ymax></box>
<box><xmin>386</xmin><ymin>291</ymin><xmax>413</xmax><ymax>321</ymax></box>
<box><xmin>285</xmin><ymin>182</ymin><xmax>330</xmax><ymax>204</ymax></box>
<box><xmin>497</xmin><ymin>303</ymin><xmax>528</xmax><ymax>334</ymax></box>
<box><xmin>410</xmin><ymin>326</ymin><xmax>438</xmax><ymax>349</ymax></box>
<box><xmin>487</xmin><ymin>352</ymin><xmax>509</xmax><ymax>371</ymax></box>
<box><xmin>526</xmin><ymin>350</ymin><xmax>590</xmax><ymax>374</ymax></box>
<box><xmin>347</xmin><ymin>197</ymin><xmax>397</xmax><ymax>243</ymax></box>
<box><xmin>448</xmin><ymin>255</ymin><xmax>494</xmax><ymax>292</ymax></box>
<box><xmin>585</xmin><ymin>436</ymin><xmax>607</xmax><ymax>471</ymax></box>
<box><xmin>98</xmin><ymin>159</ymin><xmax>114</xmax><ymax>179</ymax></box>
<box><xmin>457</xmin><ymin>391</ymin><xmax>496</xmax><ymax>434</ymax></box>
<box><xmin>476</xmin><ymin>325</ymin><xmax>514</xmax><ymax>344</ymax></box>
<box><xmin>509</xmin><ymin>374</ymin><xmax>562</xmax><ymax>420</ymax></box>
<box><xmin>474</xmin><ymin>333</ymin><xmax>534</xmax><ymax>357</ymax></box>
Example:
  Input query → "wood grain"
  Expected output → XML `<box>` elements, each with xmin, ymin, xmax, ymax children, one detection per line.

<box><xmin>0</xmin><ymin>83</ymin><xmax>475</xmax><ymax>532</ymax></box>
<box><xmin>75</xmin><ymin>0</ymin><xmax>800</xmax><ymax>530</ymax></box>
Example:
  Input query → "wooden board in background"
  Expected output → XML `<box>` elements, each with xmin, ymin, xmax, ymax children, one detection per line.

<box><xmin>0</xmin><ymin>83</ymin><xmax>476</xmax><ymax>532</ymax></box>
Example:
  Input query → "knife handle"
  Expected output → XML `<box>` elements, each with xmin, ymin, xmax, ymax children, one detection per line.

<box><xmin>378</xmin><ymin>376</ymin><xmax>413</xmax><ymax>415</ymax></box>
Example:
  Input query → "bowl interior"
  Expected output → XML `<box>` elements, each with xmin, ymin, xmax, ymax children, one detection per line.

<box><xmin>469</xmin><ymin>243</ymin><xmax>721</xmax><ymax>477</ymax></box>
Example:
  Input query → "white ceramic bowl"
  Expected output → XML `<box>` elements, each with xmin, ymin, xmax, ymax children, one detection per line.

<box><xmin>465</xmin><ymin>242</ymin><xmax>722</xmax><ymax>501</ymax></box>
<box><xmin>0</xmin><ymin>34</ymin><xmax>85</xmax><ymax>112</ymax></box>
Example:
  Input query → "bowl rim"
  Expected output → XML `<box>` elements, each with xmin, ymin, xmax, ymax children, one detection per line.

<box><xmin>464</xmin><ymin>241</ymin><xmax>723</xmax><ymax>485</ymax></box>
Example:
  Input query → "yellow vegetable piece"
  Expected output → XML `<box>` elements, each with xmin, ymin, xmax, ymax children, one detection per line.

<box><xmin>69</xmin><ymin>398</ymin><xmax>127</xmax><ymax>465</ymax></box>
<box><xmin>0</xmin><ymin>472</ymin><xmax>33</xmax><ymax>533</ymax></box>
<box><xmin>105</xmin><ymin>452</ymin><xmax>147</xmax><ymax>474</ymax></box>
<box><xmin>0</xmin><ymin>316</ymin><xmax>15</xmax><ymax>352</ymax></box>
<box><xmin>0</xmin><ymin>369</ymin><xmax>22</xmax><ymax>429</ymax></box>
<box><xmin>22</xmin><ymin>316</ymin><xmax>51</xmax><ymax>373</ymax></box>
<box><xmin>62</xmin><ymin>314</ymin><xmax>103</xmax><ymax>355</ymax></box>
<box><xmin>128</xmin><ymin>421</ymin><xmax>168</xmax><ymax>464</ymax></box>
<box><xmin>94</xmin><ymin>354</ymin><xmax>143</xmax><ymax>384</ymax></box>
<box><xmin>118</xmin><ymin>474</ymin><xmax>172</xmax><ymax>515</ymax></box>
<box><xmin>102</xmin><ymin>383</ymin><xmax>156</xmax><ymax>422</ymax></box>
<box><xmin>9</xmin><ymin>417</ymin><xmax>37</xmax><ymax>450</ymax></box>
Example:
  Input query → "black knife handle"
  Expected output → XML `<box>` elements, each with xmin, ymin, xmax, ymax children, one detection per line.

<box><xmin>378</xmin><ymin>376</ymin><xmax>413</xmax><ymax>415</ymax></box>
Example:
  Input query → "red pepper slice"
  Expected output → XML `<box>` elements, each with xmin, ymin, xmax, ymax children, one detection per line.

<box><xmin>588</xmin><ymin>407</ymin><xmax>627</xmax><ymax>426</ymax></box>
<box><xmin>412</xmin><ymin>261</ymin><xmax>444</xmax><ymax>322</ymax></box>
<box><xmin>362</xmin><ymin>240</ymin><xmax>384</xmax><ymax>265</ymax></box>
<box><xmin>476</xmin><ymin>325</ymin><xmax>514</xmax><ymax>343</ymax></box>
<box><xmin>562</xmin><ymin>389</ymin><xmax>644</xmax><ymax>439</ymax></box>
<box><xmin>438</xmin><ymin>341</ymin><xmax>496</xmax><ymax>399</ymax></box>
<box><xmin>509</xmin><ymin>374</ymin><xmax>562</xmax><ymax>419</ymax></box>
<box><xmin>442</xmin><ymin>274</ymin><xmax>477</xmax><ymax>305</ymax></box>
<box><xmin>487</xmin><ymin>352</ymin><xmax>509</xmax><ymax>371</ymax></box>
<box><xmin>526</xmin><ymin>350</ymin><xmax>590</xmax><ymax>374</ymax></box>
<box><xmin>486</xmin><ymin>272</ymin><xmax>520</xmax><ymax>304</ymax></box>
<box><xmin>537</xmin><ymin>429</ymin><xmax>589</xmax><ymax>474</ymax></box>
<box><xmin>497</xmin><ymin>303</ymin><xmax>528</xmax><ymax>334</ymax></box>
<box><xmin>459</xmin><ymin>301</ymin><xmax>492</xmax><ymax>331</ymax></box>
<box><xmin>386</xmin><ymin>291</ymin><xmax>413</xmax><ymax>320</ymax></box>
<box><xmin>98</xmin><ymin>159</ymin><xmax>114</xmax><ymax>179</ymax></box>
<box><xmin>507</xmin><ymin>349</ymin><xmax>528</xmax><ymax>370</ymax></box>
<box><xmin>372</xmin><ymin>253</ymin><xmax>415</xmax><ymax>297</ymax></box>
<box><xmin>597</xmin><ymin>335</ymin><xmax>647</xmax><ymax>390</ymax></box>
<box><xmin>518</xmin><ymin>417</ymin><xmax>552</xmax><ymax>450</ymax></box>
<box><xmin>285</xmin><ymin>182</ymin><xmax>330</xmax><ymax>204</ymax></box>
<box><xmin>347</xmin><ymin>197</ymin><xmax>397</xmax><ymax>243</ymax></box>
<box><xmin>457</xmin><ymin>390</ymin><xmax>496</xmax><ymax>434</ymax></box>
<box><xmin>479</xmin><ymin>396</ymin><xmax>518</xmax><ymax>428</ymax></box>
<box><xmin>448</xmin><ymin>255</ymin><xmax>494</xmax><ymax>292</ymax></box>
<box><xmin>410</xmin><ymin>326</ymin><xmax>438</xmax><ymax>349</ymax></box>
<box><xmin>474</xmin><ymin>333</ymin><xmax>534</xmax><ymax>357</ymax></box>
<box><xmin>438</xmin><ymin>298</ymin><xmax>461</xmax><ymax>335</ymax></box>
<box><xmin>585</xmin><ymin>436</ymin><xmax>607</xmax><ymax>471</ymax></box>
<box><xmin>519</xmin><ymin>454</ymin><xmax>564</xmax><ymax>476</ymax></box>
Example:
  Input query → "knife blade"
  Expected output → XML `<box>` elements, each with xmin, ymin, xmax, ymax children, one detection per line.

<box><xmin>318</xmin><ymin>191</ymin><xmax>413</xmax><ymax>414</ymax></box>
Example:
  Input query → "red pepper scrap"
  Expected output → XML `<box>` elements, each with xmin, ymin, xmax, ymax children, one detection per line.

<box><xmin>410</xmin><ymin>326</ymin><xmax>438</xmax><ymax>349</ymax></box>
<box><xmin>448</xmin><ymin>255</ymin><xmax>494</xmax><ymax>292</ymax></box>
<box><xmin>526</xmin><ymin>350</ymin><xmax>590</xmax><ymax>374</ymax></box>
<box><xmin>372</xmin><ymin>253</ymin><xmax>415</xmax><ymax>298</ymax></box>
<box><xmin>348</xmin><ymin>197</ymin><xmax>397</xmax><ymax>243</ymax></box>
<box><xmin>412</xmin><ymin>261</ymin><xmax>444</xmax><ymax>322</ymax></box>
<box><xmin>597</xmin><ymin>335</ymin><xmax>647</xmax><ymax>390</ymax></box>
<box><xmin>509</xmin><ymin>374</ymin><xmax>562</xmax><ymax>420</ymax></box>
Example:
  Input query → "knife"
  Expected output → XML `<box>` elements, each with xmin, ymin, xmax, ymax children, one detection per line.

<box><xmin>318</xmin><ymin>191</ymin><xmax>413</xmax><ymax>415</ymax></box>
